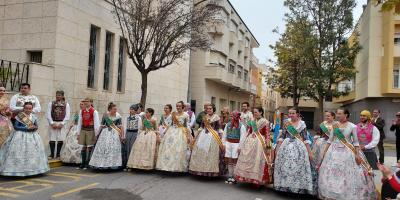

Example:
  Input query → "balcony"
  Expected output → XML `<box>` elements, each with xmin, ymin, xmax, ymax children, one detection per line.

<box><xmin>229</xmin><ymin>31</ymin><xmax>237</xmax><ymax>45</ymax></box>
<box><xmin>395</xmin><ymin>43</ymin><xmax>400</xmax><ymax>57</ymax></box>
<box><xmin>250</xmin><ymin>83</ymin><xmax>257</xmax><ymax>94</ymax></box>
<box><xmin>204</xmin><ymin>65</ymin><xmax>251</xmax><ymax>93</ymax></box>
<box><xmin>333</xmin><ymin>91</ymin><xmax>356</xmax><ymax>103</ymax></box>
<box><xmin>0</xmin><ymin>59</ymin><xmax>30</xmax><ymax>92</ymax></box>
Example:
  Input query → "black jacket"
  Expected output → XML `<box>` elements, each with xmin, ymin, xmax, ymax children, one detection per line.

<box><xmin>390</xmin><ymin>124</ymin><xmax>400</xmax><ymax>138</ymax></box>
<box><xmin>373</xmin><ymin>117</ymin><xmax>385</xmax><ymax>139</ymax></box>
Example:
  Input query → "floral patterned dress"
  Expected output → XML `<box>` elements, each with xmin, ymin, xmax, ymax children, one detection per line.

<box><xmin>156</xmin><ymin>112</ymin><xmax>191</xmax><ymax>172</ymax></box>
<box><xmin>189</xmin><ymin>114</ymin><xmax>224</xmax><ymax>177</ymax></box>
<box><xmin>273</xmin><ymin>120</ymin><xmax>315</xmax><ymax>195</ymax></box>
<box><xmin>312</xmin><ymin>121</ymin><xmax>333</xmax><ymax>168</ymax></box>
<box><xmin>318</xmin><ymin>122</ymin><xmax>377</xmax><ymax>200</ymax></box>
<box><xmin>127</xmin><ymin>117</ymin><xmax>158</xmax><ymax>170</ymax></box>
<box><xmin>89</xmin><ymin>113</ymin><xmax>122</xmax><ymax>169</ymax></box>
<box><xmin>60</xmin><ymin>114</ymin><xmax>82</xmax><ymax>164</ymax></box>
<box><xmin>235</xmin><ymin>118</ymin><xmax>273</xmax><ymax>185</ymax></box>
<box><xmin>0</xmin><ymin>113</ymin><xmax>49</xmax><ymax>176</ymax></box>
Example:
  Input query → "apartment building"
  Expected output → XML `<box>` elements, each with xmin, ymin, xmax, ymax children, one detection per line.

<box><xmin>334</xmin><ymin>2</ymin><xmax>400</xmax><ymax>141</ymax></box>
<box><xmin>189</xmin><ymin>0</ymin><xmax>260</xmax><ymax>114</ymax></box>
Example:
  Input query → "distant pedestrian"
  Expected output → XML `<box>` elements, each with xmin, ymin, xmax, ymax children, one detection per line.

<box><xmin>372</xmin><ymin>109</ymin><xmax>385</xmax><ymax>164</ymax></box>
<box><xmin>391</xmin><ymin>111</ymin><xmax>400</xmax><ymax>162</ymax></box>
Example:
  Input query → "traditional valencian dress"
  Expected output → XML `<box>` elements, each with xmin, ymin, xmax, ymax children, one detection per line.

<box><xmin>47</xmin><ymin>100</ymin><xmax>70</xmax><ymax>158</ymax></box>
<box><xmin>189</xmin><ymin>114</ymin><xmax>224</xmax><ymax>176</ymax></box>
<box><xmin>312</xmin><ymin>121</ymin><xmax>332</xmax><ymax>168</ymax></box>
<box><xmin>60</xmin><ymin>114</ymin><xmax>82</xmax><ymax>164</ymax></box>
<box><xmin>0</xmin><ymin>112</ymin><xmax>49</xmax><ymax>176</ymax></box>
<box><xmin>235</xmin><ymin>118</ymin><xmax>273</xmax><ymax>185</ymax></box>
<box><xmin>156</xmin><ymin>112</ymin><xmax>191</xmax><ymax>172</ymax></box>
<box><xmin>122</xmin><ymin>113</ymin><xmax>141</xmax><ymax>169</ymax></box>
<box><xmin>0</xmin><ymin>96</ymin><xmax>11</xmax><ymax>146</ymax></box>
<box><xmin>318</xmin><ymin>122</ymin><xmax>377</xmax><ymax>200</ymax></box>
<box><xmin>127</xmin><ymin>117</ymin><xmax>159</xmax><ymax>170</ymax></box>
<box><xmin>274</xmin><ymin>120</ymin><xmax>315</xmax><ymax>195</ymax></box>
<box><xmin>89</xmin><ymin>113</ymin><xmax>123</xmax><ymax>169</ymax></box>
<box><xmin>158</xmin><ymin>114</ymin><xmax>172</xmax><ymax>138</ymax></box>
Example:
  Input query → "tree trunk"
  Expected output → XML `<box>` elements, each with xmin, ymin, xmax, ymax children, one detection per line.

<box><xmin>140</xmin><ymin>71</ymin><xmax>148</xmax><ymax>107</ymax></box>
<box><xmin>315</xmin><ymin>94</ymin><xmax>324</xmax><ymax>129</ymax></box>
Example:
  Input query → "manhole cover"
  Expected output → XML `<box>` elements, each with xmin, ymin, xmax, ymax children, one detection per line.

<box><xmin>79</xmin><ymin>188</ymin><xmax>142</xmax><ymax>200</ymax></box>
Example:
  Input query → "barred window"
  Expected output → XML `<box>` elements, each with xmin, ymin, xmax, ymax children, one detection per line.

<box><xmin>88</xmin><ymin>25</ymin><xmax>100</xmax><ymax>89</ymax></box>
<box><xmin>117</xmin><ymin>37</ymin><xmax>127</xmax><ymax>92</ymax></box>
<box><xmin>103</xmin><ymin>31</ymin><xmax>114</xmax><ymax>91</ymax></box>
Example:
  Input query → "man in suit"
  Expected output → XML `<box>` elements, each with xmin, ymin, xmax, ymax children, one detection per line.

<box><xmin>391</xmin><ymin>112</ymin><xmax>400</xmax><ymax>162</ymax></box>
<box><xmin>373</xmin><ymin>109</ymin><xmax>386</xmax><ymax>164</ymax></box>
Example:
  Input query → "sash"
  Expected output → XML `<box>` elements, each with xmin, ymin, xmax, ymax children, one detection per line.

<box><xmin>203</xmin><ymin>116</ymin><xmax>224</xmax><ymax>150</ymax></box>
<box><xmin>104</xmin><ymin>117</ymin><xmax>122</xmax><ymax>137</ymax></box>
<box><xmin>319</xmin><ymin>122</ymin><xmax>331</xmax><ymax>137</ymax></box>
<box><xmin>172</xmin><ymin>112</ymin><xmax>190</xmax><ymax>140</ymax></box>
<box><xmin>333</xmin><ymin>125</ymin><xmax>373</xmax><ymax>175</ymax></box>
<box><xmin>249</xmin><ymin>120</ymin><xmax>270</xmax><ymax>162</ymax></box>
<box><xmin>284</xmin><ymin>121</ymin><xmax>305</xmax><ymax>144</ymax></box>
<box><xmin>17</xmin><ymin>112</ymin><xmax>34</xmax><ymax>127</ymax></box>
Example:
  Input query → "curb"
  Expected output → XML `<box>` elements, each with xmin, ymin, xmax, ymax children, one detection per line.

<box><xmin>49</xmin><ymin>159</ymin><xmax>63</xmax><ymax>168</ymax></box>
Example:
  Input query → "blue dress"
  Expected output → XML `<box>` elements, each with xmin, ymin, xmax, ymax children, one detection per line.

<box><xmin>0</xmin><ymin>113</ymin><xmax>49</xmax><ymax>176</ymax></box>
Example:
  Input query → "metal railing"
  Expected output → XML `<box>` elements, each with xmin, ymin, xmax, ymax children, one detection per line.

<box><xmin>0</xmin><ymin>59</ymin><xmax>30</xmax><ymax>92</ymax></box>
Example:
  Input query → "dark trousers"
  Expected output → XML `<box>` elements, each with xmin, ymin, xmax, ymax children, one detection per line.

<box><xmin>382</xmin><ymin>180</ymin><xmax>399</xmax><ymax>200</ymax></box>
<box><xmin>378</xmin><ymin>138</ymin><xmax>384</xmax><ymax>163</ymax></box>
<box><xmin>397</xmin><ymin>137</ymin><xmax>400</xmax><ymax>162</ymax></box>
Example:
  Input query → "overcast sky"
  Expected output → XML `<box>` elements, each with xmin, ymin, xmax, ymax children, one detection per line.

<box><xmin>229</xmin><ymin>0</ymin><xmax>365</xmax><ymax>65</ymax></box>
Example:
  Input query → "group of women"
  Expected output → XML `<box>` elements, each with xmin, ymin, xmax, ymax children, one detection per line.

<box><xmin>0</xmin><ymin>90</ymin><xmax>382</xmax><ymax>199</ymax></box>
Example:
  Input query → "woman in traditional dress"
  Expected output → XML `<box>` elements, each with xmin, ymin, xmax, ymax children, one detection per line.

<box><xmin>156</xmin><ymin>101</ymin><xmax>192</xmax><ymax>172</ymax></box>
<box><xmin>318</xmin><ymin>108</ymin><xmax>377</xmax><ymax>200</ymax></box>
<box><xmin>0</xmin><ymin>102</ymin><xmax>49</xmax><ymax>176</ymax></box>
<box><xmin>235</xmin><ymin>107</ymin><xmax>273</xmax><ymax>186</ymax></box>
<box><xmin>274</xmin><ymin>107</ymin><xmax>315</xmax><ymax>195</ymax></box>
<box><xmin>60</xmin><ymin>101</ymin><xmax>84</xmax><ymax>164</ymax></box>
<box><xmin>313</xmin><ymin>111</ymin><xmax>335</xmax><ymax>169</ymax></box>
<box><xmin>89</xmin><ymin>102</ymin><xmax>123</xmax><ymax>170</ymax></box>
<box><xmin>189</xmin><ymin>103</ymin><xmax>224</xmax><ymax>177</ymax></box>
<box><xmin>158</xmin><ymin>104</ymin><xmax>173</xmax><ymax>138</ymax></box>
<box><xmin>0</xmin><ymin>86</ymin><xmax>12</xmax><ymax>146</ymax></box>
<box><xmin>127</xmin><ymin>108</ymin><xmax>160</xmax><ymax>170</ymax></box>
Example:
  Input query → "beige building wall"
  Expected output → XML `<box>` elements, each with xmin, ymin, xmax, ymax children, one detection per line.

<box><xmin>189</xmin><ymin>0</ymin><xmax>259</xmax><ymax>114</ymax></box>
<box><xmin>0</xmin><ymin>0</ymin><xmax>189</xmax><ymax>144</ymax></box>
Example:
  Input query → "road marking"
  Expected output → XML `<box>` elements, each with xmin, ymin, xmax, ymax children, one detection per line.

<box><xmin>0</xmin><ymin>191</ymin><xmax>19</xmax><ymax>198</ymax></box>
<box><xmin>52</xmin><ymin>172</ymin><xmax>98</xmax><ymax>178</ymax></box>
<box><xmin>51</xmin><ymin>182</ymin><xmax>99</xmax><ymax>198</ymax></box>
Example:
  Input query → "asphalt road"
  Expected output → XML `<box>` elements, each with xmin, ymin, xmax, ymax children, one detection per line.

<box><xmin>0</xmin><ymin>166</ymin><xmax>316</xmax><ymax>200</ymax></box>
<box><xmin>2</xmin><ymin>146</ymin><xmax>396</xmax><ymax>200</ymax></box>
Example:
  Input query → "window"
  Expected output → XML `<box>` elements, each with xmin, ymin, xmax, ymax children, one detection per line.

<box><xmin>244</xmin><ymin>69</ymin><xmax>248</xmax><ymax>81</ymax></box>
<box><xmin>337</xmin><ymin>80</ymin><xmax>354</xmax><ymax>92</ymax></box>
<box><xmin>211</xmin><ymin>96</ymin><xmax>216</xmax><ymax>105</ymax></box>
<box><xmin>117</xmin><ymin>37</ymin><xmax>126</xmax><ymax>92</ymax></box>
<box><xmin>395</xmin><ymin>37</ymin><xmax>400</xmax><ymax>45</ymax></box>
<box><xmin>230</xmin><ymin>20</ymin><xmax>237</xmax><ymax>33</ymax></box>
<box><xmin>245</xmin><ymin>38</ymin><xmax>250</xmax><ymax>48</ymax></box>
<box><xmin>229</xmin><ymin>63</ymin><xmax>235</xmax><ymax>73</ymax></box>
<box><xmin>239</xmin><ymin>31</ymin><xmax>244</xmax><ymax>41</ymax></box>
<box><xmin>394</xmin><ymin>68</ymin><xmax>400</xmax><ymax>89</ymax></box>
<box><xmin>28</xmin><ymin>51</ymin><xmax>42</xmax><ymax>63</ymax></box>
<box><xmin>103</xmin><ymin>31</ymin><xmax>114</xmax><ymax>91</ymax></box>
<box><xmin>238</xmin><ymin>66</ymin><xmax>243</xmax><ymax>78</ymax></box>
<box><xmin>229</xmin><ymin>101</ymin><xmax>235</xmax><ymax>112</ymax></box>
<box><xmin>88</xmin><ymin>25</ymin><xmax>100</xmax><ymax>88</ymax></box>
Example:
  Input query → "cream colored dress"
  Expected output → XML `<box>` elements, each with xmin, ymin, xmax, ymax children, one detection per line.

<box><xmin>156</xmin><ymin>112</ymin><xmax>191</xmax><ymax>172</ymax></box>
<box><xmin>127</xmin><ymin>117</ymin><xmax>158</xmax><ymax>170</ymax></box>
<box><xmin>189</xmin><ymin>114</ymin><xmax>222</xmax><ymax>176</ymax></box>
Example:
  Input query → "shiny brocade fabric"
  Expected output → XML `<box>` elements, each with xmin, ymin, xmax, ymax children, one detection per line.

<box><xmin>89</xmin><ymin>114</ymin><xmax>122</xmax><ymax>169</ymax></box>
<box><xmin>235</xmin><ymin>118</ymin><xmax>272</xmax><ymax>185</ymax></box>
<box><xmin>318</xmin><ymin>122</ymin><xmax>377</xmax><ymax>200</ymax></box>
<box><xmin>60</xmin><ymin>124</ymin><xmax>82</xmax><ymax>164</ymax></box>
<box><xmin>156</xmin><ymin>113</ymin><xmax>190</xmax><ymax>172</ymax></box>
<box><xmin>0</xmin><ymin>114</ymin><xmax>49</xmax><ymax>176</ymax></box>
<box><xmin>189</xmin><ymin>114</ymin><xmax>222</xmax><ymax>177</ymax></box>
<box><xmin>274</xmin><ymin>121</ymin><xmax>315</xmax><ymax>195</ymax></box>
<box><xmin>127</xmin><ymin>118</ymin><xmax>158</xmax><ymax>170</ymax></box>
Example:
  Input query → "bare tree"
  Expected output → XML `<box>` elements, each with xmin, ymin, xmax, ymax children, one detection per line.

<box><xmin>112</xmin><ymin>0</ymin><xmax>215</xmax><ymax>106</ymax></box>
